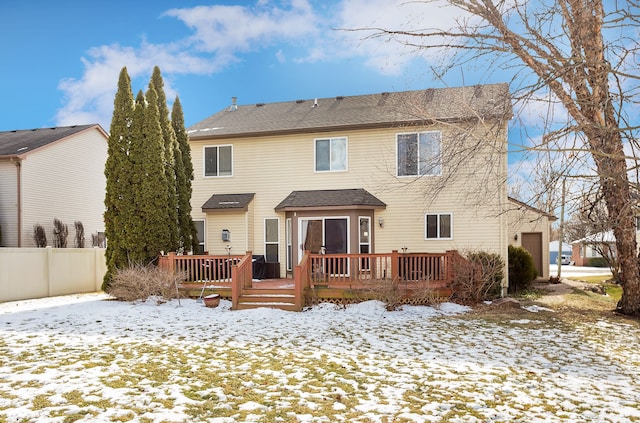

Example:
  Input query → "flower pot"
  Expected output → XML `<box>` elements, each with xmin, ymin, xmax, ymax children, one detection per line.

<box><xmin>203</xmin><ymin>294</ymin><xmax>220</xmax><ymax>308</ymax></box>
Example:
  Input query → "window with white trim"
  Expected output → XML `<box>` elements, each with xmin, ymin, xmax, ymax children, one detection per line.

<box><xmin>315</xmin><ymin>137</ymin><xmax>347</xmax><ymax>172</ymax></box>
<box><xmin>397</xmin><ymin>131</ymin><xmax>441</xmax><ymax>176</ymax></box>
<box><xmin>265</xmin><ymin>218</ymin><xmax>279</xmax><ymax>263</ymax></box>
<box><xmin>425</xmin><ymin>213</ymin><xmax>452</xmax><ymax>240</ymax></box>
<box><xmin>204</xmin><ymin>145</ymin><xmax>233</xmax><ymax>177</ymax></box>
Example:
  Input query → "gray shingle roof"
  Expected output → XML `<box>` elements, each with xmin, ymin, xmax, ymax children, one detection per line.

<box><xmin>188</xmin><ymin>83</ymin><xmax>511</xmax><ymax>139</ymax></box>
<box><xmin>0</xmin><ymin>125</ymin><xmax>100</xmax><ymax>157</ymax></box>
<box><xmin>202</xmin><ymin>193</ymin><xmax>255</xmax><ymax>211</ymax></box>
<box><xmin>275</xmin><ymin>189</ymin><xmax>386</xmax><ymax>211</ymax></box>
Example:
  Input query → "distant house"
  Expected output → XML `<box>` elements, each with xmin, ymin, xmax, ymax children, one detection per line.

<box><xmin>187</xmin><ymin>84</ymin><xmax>521</xmax><ymax>287</ymax></box>
<box><xmin>0</xmin><ymin>125</ymin><xmax>108</xmax><ymax>247</ymax></box>
<box><xmin>571</xmin><ymin>231</ymin><xmax>615</xmax><ymax>266</ymax></box>
<box><xmin>549</xmin><ymin>241</ymin><xmax>572</xmax><ymax>265</ymax></box>
<box><xmin>507</xmin><ymin>197</ymin><xmax>556</xmax><ymax>279</ymax></box>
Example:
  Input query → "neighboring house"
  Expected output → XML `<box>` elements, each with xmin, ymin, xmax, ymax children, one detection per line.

<box><xmin>571</xmin><ymin>231</ymin><xmax>615</xmax><ymax>266</ymax></box>
<box><xmin>0</xmin><ymin>125</ymin><xmax>108</xmax><ymax>247</ymax></box>
<box><xmin>187</xmin><ymin>84</ymin><xmax>513</xmax><ymax>284</ymax></box>
<box><xmin>549</xmin><ymin>240</ymin><xmax>572</xmax><ymax>265</ymax></box>
<box><xmin>507</xmin><ymin>197</ymin><xmax>556</xmax><ymax>279</ymax></box>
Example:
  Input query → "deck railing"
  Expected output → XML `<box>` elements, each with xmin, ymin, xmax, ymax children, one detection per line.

<box><xmin>231</xmin><ymin>252</ymin><xmax>253</xmax><ymax>309</ymax></box>
<box><xmin>164</xmin><ymin>249</ymin><xmax>463</xmax><ymax>309</ymax></box>
<box><xmin>158</xmin><ymin>252</ymin><xmax>243</xmax><ymax>283</ymax></box>
<box><xmin>306</xmin><ymin>250</ymin><xmax>458</xmax><ymax>286</ymax></box>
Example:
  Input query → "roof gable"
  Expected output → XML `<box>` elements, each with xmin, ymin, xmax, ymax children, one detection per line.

<box><xmin>508</xmin><ymin>197</ymin><xmax>557</xmax><ymax>221</ymax></box>
<box><xmin>202</xmin><ymin>193</ymin><xmax>255</xmax><ymax>211</ymax></box>
<box><xmin>188</xmin><ymin>83</ymin><xmax>511</xmax><ymax>139</ymax></box>
<box><xmin>275</xmin><ymin>189</ymin><xmax>386</xmax><ymax>211</ymax></box>
<box><xmin>0</xmin><ymin>125</ymin><xmax>103</xmax><ymax>158</ymax></box>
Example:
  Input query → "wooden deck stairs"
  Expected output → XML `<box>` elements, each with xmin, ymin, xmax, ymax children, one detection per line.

<box><xmin>235</xmin><ymin>287</ymin><xmax>298</xmax><ymax>311</ymax></box>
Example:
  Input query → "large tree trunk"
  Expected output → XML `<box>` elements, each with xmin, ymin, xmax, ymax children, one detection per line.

<box><xmin>593</xmin><ymin>132</ymin><xmax>640</xmax><ymax>315</ymax></box>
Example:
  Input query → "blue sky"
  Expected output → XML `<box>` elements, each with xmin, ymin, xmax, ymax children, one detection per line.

<box><xmin>1</xmin><ymin>0</ymin><xmax>510</xmax><ymax>133</ymax></box>
<box><xmin>3</xmin><ymin>0</ymin><xmax>579</xmax><ymax>205</ymax></box>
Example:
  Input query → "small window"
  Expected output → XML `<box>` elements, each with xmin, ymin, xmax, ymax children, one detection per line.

<box><xmin>265</xmin><ymin>218</ymin><xmax>279</xmax><ymax>263</ymax></box>
<box><xmin>315</xmin><ymin>137</ymin><xmax>347</xmax><ymax>172</ymax></box>
<box><xmin>425</xmin><ymin>213</ymin><xmax>452</xmax><ymax>240</ymax></box>
<box><xmin>204</xmin><ymin>145</ymin><xmax>232</xmax><ymax>177</ymax></box>
<box><xmin>397</xmin><ymin>131</ymin><xmax>441</xmax><ymax>176</ymax></box>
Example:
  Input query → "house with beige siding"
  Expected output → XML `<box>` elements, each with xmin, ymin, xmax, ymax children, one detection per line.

<box><xmin>187</xmin><ymin>84</ymin><xmax>519</xmax><ymax>288</ymax></box>
<box><xmin>0</xmin><ymin>124</ymin><xmax>108</xmax><ymax>247</ymax></box>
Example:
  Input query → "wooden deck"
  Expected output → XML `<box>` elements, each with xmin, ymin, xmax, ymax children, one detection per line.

<box><xmin>161</xmin><ymin>250</ymin><xmax>460</xmax><ymax>311</ymax></box>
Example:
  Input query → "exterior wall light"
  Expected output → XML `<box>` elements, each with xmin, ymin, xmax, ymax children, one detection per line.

<box><xmin>378</xmin><ymin>217</ymin><xmax>384</xmax><ymax>228</ymax></box>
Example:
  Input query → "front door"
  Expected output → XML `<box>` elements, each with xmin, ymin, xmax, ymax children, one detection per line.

<box><xmin>522</xmin><ymin>232</ymin><xmax>543</xmax><ymax>278</ymax></box>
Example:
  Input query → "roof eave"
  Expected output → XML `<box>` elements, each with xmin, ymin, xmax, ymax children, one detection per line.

<box><xmin>188</xmin><ymin>114</ymin><xmax>509</xmax><ymax>141</ymax></box>
<box><xmin>274</xmin><ymin>204</ymin><xmax>386</xmax><ymax>212</ymax></box>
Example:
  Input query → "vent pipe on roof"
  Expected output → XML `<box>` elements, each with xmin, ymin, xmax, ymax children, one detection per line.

<box><xmin>313</xmin><ymin>98</ymin><xmax>318</xmax><ymax>108</ymax></box>
<box><xmin>229</xmin><ymin>97</ymin><xmax>238</xmax><ymax>111</ymax></box>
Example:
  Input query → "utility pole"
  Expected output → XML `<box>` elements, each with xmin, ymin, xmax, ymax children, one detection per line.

<box><xmin>557</xmin><ymin>178</ymin><xmax>566</xmax><ymax>278</ymax></box>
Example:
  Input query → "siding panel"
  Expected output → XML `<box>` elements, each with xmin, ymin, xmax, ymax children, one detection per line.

<box><xmin>20</xmin><ymin>128</ymin><xmax>107</xmax><ymax>247</ymax></box>
<box><xmin>190</xmin><ymin>124</ymin><xmax>509</xmax><ymax>274</ymax></box>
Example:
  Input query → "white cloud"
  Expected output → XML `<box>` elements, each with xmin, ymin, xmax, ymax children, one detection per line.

<box><xmin>164</xmin><ymin>1</ymin><xmax>317</xmax><ymax>54</ymax></box>
<box><xmin>325</xmin><ymin>0</ymin><xmax>467</xmax><ymax>75</ymax></box>
<box><xmin>55</xmin><ymin>1</ymin><xmax>320</xmax><ymax>129</ymax></box>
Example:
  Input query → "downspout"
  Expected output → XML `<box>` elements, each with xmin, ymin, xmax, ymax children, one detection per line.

<box><xmin>13</xmin><ymin>158</ymin><xmax>22</xmax><ymax>247</ymax></box>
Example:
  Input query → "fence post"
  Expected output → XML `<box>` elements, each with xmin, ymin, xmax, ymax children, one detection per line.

<box><xmin>391</xmin><ymin>250</ymin><xmax>399</xmax><ymax>286</ymax></box>
<box><xmin>294</xmin><ymin>265</ymin><xmax>303</xmax><ymax>311</ymax></box>
<box><xmin>94</xmin><ymin>247</ymin><xmax>102</xmax><ymax>291</ymax></box>
<box><xmin>46</xmin><ymin>246</ymin><xmax>53</xmax><ymax>297</ymax></box>
<box><xmin>231</xmin><ymin>264</ymin><xmax>239</xmax><ymax>310</ymax></box>
<box><xmin>166</xmin><ymin>252</ymin><xmax>176</xmax><ymax>273</ymax></box>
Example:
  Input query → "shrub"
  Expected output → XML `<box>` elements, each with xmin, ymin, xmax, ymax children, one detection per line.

<box><xmin>451</xmin><ymin>250</ymin><xmax>504</xmax><ymax>304</ymax></box>
<box><xmin>53</xmin><ymin>218</ymin><xmax>68</xmax><ymax>248</ymax></box>
<box><xmin>33</xmin><ymin>224</ymin><xmax>47</xmax><ymax>247</ymax></box>
<box><xmin>508</xmin><ymin>245</ymin><xmax>537</xmax><ymax>294</ymax></box>
<box><xmin>74</xmin><ymin>221</ymin><xmax>85</xmax><ymax>248</ymax></box>
<box><xmin>353</xmin><ymin>277</ymin><xmax>450</xmax><ymax>311</ymax></box>
<box><xmin>588</xmin><ymin>257</ymin><xmax>609</xmax><ymax>268</ymax></box>
<box><xmin>107</xmin><ymin>264</ymin><xmax>186</xmax><ymax>303</ymax></box>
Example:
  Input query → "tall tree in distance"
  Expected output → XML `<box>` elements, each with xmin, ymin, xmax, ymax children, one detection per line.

<box><xmin>150</xmin><ymin>66</ymin><xmax>179</xmax><ymax>252</ymax></box>
<box><xmin>353</xmin><ymin>1</ymin><xmax>640</xmax><ymax>316</ymax></box>
<box><xmin>103</xmin><ymin>67</ymin><xmax>134</xmax><ymax>291</ymax></box>
<box><xmin>172</xmin><ymin>96</ymin><xmax>197</xmax><ymax>252</ymax></box>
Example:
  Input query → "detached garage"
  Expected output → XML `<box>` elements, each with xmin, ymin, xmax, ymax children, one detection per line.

<box><xmin>507</xmin><ymin>197</ymin><xmax>557</xmax><ymax>279</ymax></box>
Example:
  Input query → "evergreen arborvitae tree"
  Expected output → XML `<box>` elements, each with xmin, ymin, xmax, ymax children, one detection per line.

<box><xmin>171</xmin><ymin>96</ymin><xmax>197</xmax><ymax>252</ymax></box>
<box><xmin>125</xmin><ymin>90</ymin><xmax>151</xmax><ymax>264</ymax></box>
<box><xmin>138</xmin><ymin>85</ymin><xmax>171</xmax><ymax>261</ymax></box>
<box><xmin>149</xmin><ymin>67</ymin><xmax>179</xmax><ymax>252</ymax></box>
<box><xmin>103</xmin><ymin>67</ymin><xmax>135</xmax><ymax>291</ymax></box>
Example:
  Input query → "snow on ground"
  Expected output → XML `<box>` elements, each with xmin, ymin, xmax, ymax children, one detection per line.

<box><xmin>0</xmin><ymin>293</ymin><xmax>639</xmax><ymax>422</ymax></box>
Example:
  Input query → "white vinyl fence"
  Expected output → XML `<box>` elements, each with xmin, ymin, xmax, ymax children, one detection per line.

<box><xmin>0</xmin><ymin>247</ymin><xmax>106</xmax><ymax>302</ymax></box>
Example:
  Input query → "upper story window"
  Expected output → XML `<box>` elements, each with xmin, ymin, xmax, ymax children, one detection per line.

<box><xmin>204</xmin><ymin>145</ymin><xmax>233</xmax><ymax>177</ymax></box>
<box><xmin>425</xmin><ymin>213</ymin><xmax>452</xmax><ymax>240</ymax></box>
<box><xmin>315</xmin><ymin>137</ymin><xmax>347</xmax><ymax>172</ymax></box>
<box><xmin>397</xmin><ymin>131</ymin><xmax>441</xmax><ymax>176</ymax></box>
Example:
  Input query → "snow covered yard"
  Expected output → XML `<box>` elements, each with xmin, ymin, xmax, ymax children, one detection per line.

<box><xmin>0</xmin><ymin>293</ymin><xmax>638</xmax><ymax>422</ymax></box>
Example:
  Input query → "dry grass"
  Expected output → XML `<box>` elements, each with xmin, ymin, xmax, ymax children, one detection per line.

<box><xmin>107</xmin><ymin>264</ymin><xmax>186</xmax><ymax>302</ymax></box>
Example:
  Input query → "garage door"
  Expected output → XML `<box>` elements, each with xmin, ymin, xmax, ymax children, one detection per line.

<box><xmin>521</xmin><ymin>232</ymin><xmax>543</xmax><ymax>278</ymax></box>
